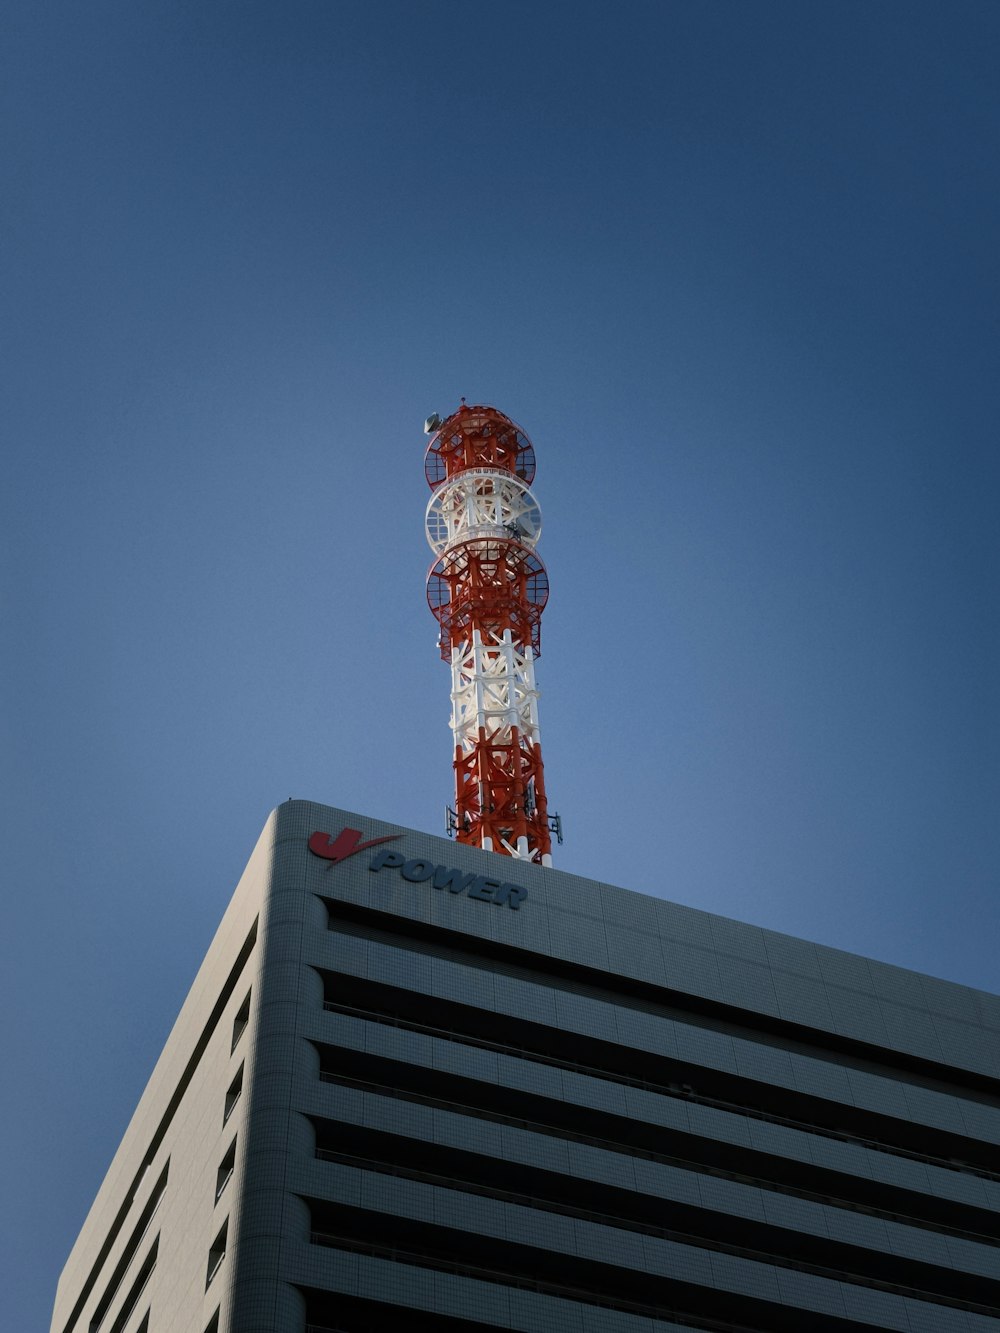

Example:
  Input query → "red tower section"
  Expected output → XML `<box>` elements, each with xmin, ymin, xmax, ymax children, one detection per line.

<box><xmin>423</xmin><ymin>404</ymin><xmax>558</xmax><ymax>864</ymax></box>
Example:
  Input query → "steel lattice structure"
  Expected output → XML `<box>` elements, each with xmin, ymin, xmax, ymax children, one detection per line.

<box><xmin>424</xmin><ymin>404</ymin><xmax>557</xmax><ymax>864</ymax></box>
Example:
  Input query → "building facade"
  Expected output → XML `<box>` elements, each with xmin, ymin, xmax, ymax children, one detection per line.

<box><xmin>52</xmin><ymin>800</ymin><xmax>1000</xmax><ymax>1333</ymax></box>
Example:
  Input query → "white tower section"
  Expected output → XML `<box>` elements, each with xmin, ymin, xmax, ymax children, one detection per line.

<box><xmin>448</xmin><ymin>629</ymin><xmax>545</xmax><ymax>861</ymax></box>
<box><xmin>425</xmin><ymin>469</ymin><xmax>543</xmax><ymax>555</ymax></box>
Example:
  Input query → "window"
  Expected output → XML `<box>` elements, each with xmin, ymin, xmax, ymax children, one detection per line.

<box><xmin>206</xmin><ymin>1219</ymin><xmax>228</xmax><ymax>1288</ymax></box>
<box><xmin>203</xmin><ymin>1309</ymin><xmax>220</xmax><ymax>1333</ymax></box>
<box><xmin>215</xmin><ymin>1138</ymin><xmax>237</xmax><ymax>1203</ymax></box>
<box><xmin>223</xmin><ymin>1064</ymin><xmax>243</xmax><ymax>1124</ymax></box>
<box><xmin>61</xmin><ymin>919</ymin><xmax>258</xmax><ymax>1333</ymax></box>
<box><xmin>107</xmin><ymin>1239</ymin><xmax>157</xmax><ymax>1333</ymax></box>
<box><xmin>89</xmin><ymin>1164</ymin><xmax>168</xmax><ymax>1332</ymax></box>
<box><xmin>231</xmin><ymin>990</ymin><xmax>251</xmax><ymax>1052</ymax></box>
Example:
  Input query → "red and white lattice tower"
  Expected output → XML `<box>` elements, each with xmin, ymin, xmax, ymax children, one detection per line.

<box><xmin>424</xmin><ymin>403</ymin><xmax>559</xmax><ymax>865</ymax></box>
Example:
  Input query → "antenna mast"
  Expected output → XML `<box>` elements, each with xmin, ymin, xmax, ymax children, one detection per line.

<box><xmin>424</xmin><ymin>404</ymin><xmax>559</xmax><ymax>864</ymax></box>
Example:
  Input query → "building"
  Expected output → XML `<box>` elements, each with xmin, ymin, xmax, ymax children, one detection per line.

<box><xmin>52</xmin><ymin>799</ymin><xmax>1000</xmax><ymax>1333</ymax></box>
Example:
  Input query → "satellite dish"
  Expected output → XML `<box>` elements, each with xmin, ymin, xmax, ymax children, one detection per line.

<box><xmin>424</xmin><ymin>413</ymin><xmax>442</xmax><ymax>434</ymax></box>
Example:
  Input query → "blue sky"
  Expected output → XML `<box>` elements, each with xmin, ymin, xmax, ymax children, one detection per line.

<box><xmin>3</xmin><ymin>2</ymin><xmax>998</xmax><ymax>1326</ymax></box>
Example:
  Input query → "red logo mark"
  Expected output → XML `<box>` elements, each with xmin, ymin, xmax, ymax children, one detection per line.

<box><xmin>308</xmin><ymin>828</ymin><xmax>401</xmax><ymax>864</ymax></box>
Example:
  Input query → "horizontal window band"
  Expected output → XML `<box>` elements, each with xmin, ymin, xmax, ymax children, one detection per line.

<box><xmin>307</xmin><ymin>1119</ymin><xmax>1000</xmax><ymax>1307</ymax></box>
<box><xmin>315</xmin><ymin>970</ymin><xmax>1000</xmax><ymax>1183</ymax></box>
<box><xmin>302</xmin><ymin>1291</ymin><xmax>527</xmax><ymax>1333</ymax></box>
<box><xmin>323</xmin><ymin>898</ymin><xmax>1000</xmax><ymax>1104</ymax></box>
<box><xmin>314</xmin><ymin>1050</ymin><xmax>999</xmax><ymax>1244</ymax></box>
<box><xmin>304</xmin><ymin>1200</ymin><xmax>999</xmax><ymax>1332</ymax></box>
<box><xmin>300</xmin><ymin>1285</ymin><xmax>724</xmax><ymax>1333</ymax></box>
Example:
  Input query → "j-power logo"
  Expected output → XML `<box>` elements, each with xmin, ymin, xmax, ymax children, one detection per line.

<box><xmin>308</xmin><ymin>828</ymin><xmax>401</xmax><ymax>863</ymax></box>
<box><xmin>308</xmin><ymin>827</ymin><xmax>528</xmax><ymax>910</ymax></box>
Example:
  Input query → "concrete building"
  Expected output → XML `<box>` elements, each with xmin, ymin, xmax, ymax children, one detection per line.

<box><xmin>52</xmin><ymin>800</ymin><xmax>1000</xmax><ymax>1333</ymax></box>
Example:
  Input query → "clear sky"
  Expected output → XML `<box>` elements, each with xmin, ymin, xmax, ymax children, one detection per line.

<box><xmin>3</xmin><ymin>2</ymin><xmax>998</xmax><ymax>1326</ymax></box>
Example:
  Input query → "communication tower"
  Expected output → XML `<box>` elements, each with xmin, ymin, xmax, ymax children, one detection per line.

<box><xmin>424</xmin><ymin>403</ymin><xmax>560</xmax><ymax>864</ymax></box>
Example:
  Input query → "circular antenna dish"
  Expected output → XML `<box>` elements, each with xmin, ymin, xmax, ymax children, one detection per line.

<box><xmin>424</xmin><ymin>413</ymin><xmax>442</xmax><ymax>435</ymax></box>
